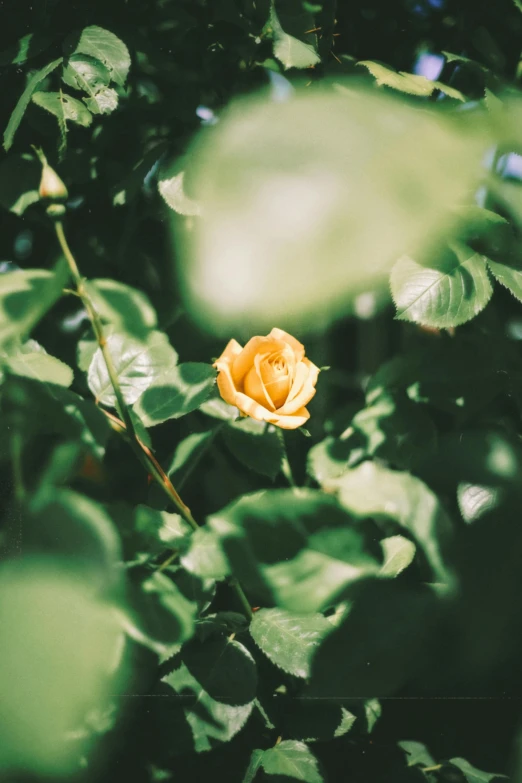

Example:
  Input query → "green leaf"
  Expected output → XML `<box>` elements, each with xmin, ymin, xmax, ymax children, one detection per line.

<box><xmin>84</xmin><ymin>87</ymin><xmax>118</xmax><ymax>114</ymax></box>
<box><xmin>32</xmin><ymin>90</ymin><xmax>93</xmax><ymax>127</ymax></box>
<box><xmin>209</xmin><ymin>489</ymin><xmax>381</xmax><ymax>612</ymax></box>
<box><xmin>167</xmin><ymin>430</ymin><xmax>216</xmax><ymax>487</ymax></box>
<box><xmin>199</xmin><ymin>394</ymin><xmax>239</xmax><ymax>421</ymax></box>
<box><xmin>0</xmin><ymin>154</ymin><xmax>40</xmax><ymax>215</ymax></box>
<box><xmin>243</xmin><ymin>749</ymin><xmax>264</xmax><ymax>783</ymax></box>
<box><xmin>134</xmin><ymin>363</ymin><xmax>216</xmax><ymax>426</ymax></box>
<box><xmin>0</xmin><ymin>265</ymin><xmax>69</xmax><ymax>349</ymax></box>
<box><xmin>457</xmin><ymin>483</ymin><xmax>500</xmax><ymax>524</ymax></box>
<box><xmin>306</xmin><ymin>436</ymin><xmax>353</xmax><ymax>484</ymax></box>
<box><xmin>61</xmin><ymin>53</ymin><xmax>117</xmax><ymax>115</ymax></box>
<box><xmin>177</xmin><ymin>84</ymin><xmax>486</xmax><ymax>334</ymax></box>
<box><xmin>3</xmin><ymin>57</ymin><xmax>63</xmax><ymax>151</ymax></box>
<box><xmin>398</xmin><ymin>740</ymin><xmax>435</xmax><ymax>768</ymax></box>
<box><xmin>85</xmin><ymin>279</ymin><xmax>157</xmax><ymax>340</ymax></box>
<box><xmin>0</xmin><ymin>31</ymin><xmax>55</xmax><ymax>67</ymax></box>
<box><xmin>0</xmin><ymin>560</ymin><xmax>124</xmax><ymax>775</ymax></box>
<box><xmin>67</xmin><ymin>26</ymin><xmax>130</xmax><ymax>86</ymax></box>
<box><xmin>108</xmin><ymin>503</ymin><xmax>191</xmax><ymax>561</ymax></box>
<box><xmin>250</xmin><ymin>608</ymin><xmax>332</xmax><ymax>678</ymax></box>
<box><xmin>181</xmin><ymin>636</ymin><xmax>257</xmax><ymax>706</ymax></box>
<box><xmin>161</xmin><ymin>660</ymin><xmax>254</xmax><ymax>753</ymax></box>
<box><xmin>380</xmin><ymin>535</ymin><xmax>416</xmax><ymax>577</ymax></box>
<box><xmin>448</xmin><ymin>758</ymin><xmax>507</xmax><ymax>783</ymax></box>
<box><xmin>159</xmin><ymin>171</ymin><xmax>201</xmax><ymax>217</ymax></box>
<box><xmin>327</xmin><ymin>461</ymin><xmax>452</xmax><ymax>583</ymax></box>
<box><xmin>221</xmin><ymin>418</ymin><xmax>283</xmax><ymax>479</ymax></box>
<box><xmin>390</xmin><ymin>245</ymin><xmax>493</xmax><ymax>329</ymax></box>
<box><xmin>351</xmin><ymin>393</ymin><xmax>437</xmax><ymax>468</ymax></box>
<box><xmin>358</xmin><ymin>60</ymin><xmax>465</xmax><ymax>101</ymax></box>
<box><xmin>180</xmin><ymin>526</ymin><xmax>230</xmax><ymax>580</ymax></box>
<box><xmin>63</xmin><ymin>52</ymin><xmax>110</xmax><ymax>87</ymax></box>
<box><xmin>487</xmin><ymin>258</ymin><xmax>522</xmax><ymax>302</ymax></box>
<box><xmin>269</xmin><ymin>3</ymin><xmax>320</xmax><ymax>70</ymax></box>
<box><xmin>261</xmin><ymin>740</ymin><xmax>324</xmax><ymax>782</ymax></box>
<box><xmin>88</xmin><ymin>330</ymin><xmax>178</xmax><ymax>407</ymax></box>
<box><xmin>3</xmin><ymin>344</ymin><xmax>74</xmax><ymax>387</ymax></box>
<box><xmin>196</xmin><ymin>611</ymin><xmax>249</xmax><ymax>641</ymax></box>
<box><xmin>27</xmin><ymin>489</ymin><xmax>122</xmax><ymax>589</ymax></box>
<box><xmin>364</xmin><ymin>698</ymin><xmax>382</xmax><ymax>732</ymax></box>
<box><xmin>273</xmin><ymin>698</ymin><xmax>356</xmax><ymax>743</ymax></box>
<box><xmin>122</xmin><ymin>570</ymin><xmax>196</xmax><ymax>654</ymax></box>
<box><xmin>307</xmin><ymin>580</ymin><xmax>438</xmax><ymax>698</ymax></box>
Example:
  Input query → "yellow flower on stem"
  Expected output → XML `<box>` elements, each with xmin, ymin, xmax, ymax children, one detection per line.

<box><xmin>213</xmin><ymin>328</ymin><xmax>320</xmax><ymax>430</ymax></box>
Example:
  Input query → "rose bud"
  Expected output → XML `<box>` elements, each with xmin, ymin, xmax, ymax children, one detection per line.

<box><xmin>213</xmin><ymin>328</ymin><xmax>319</xmax><ymax>430</ymax></box>
<box><xmin>34</xmin><ymin>147</ymin><xmax>68</xmax><ymax>202</ymax></box>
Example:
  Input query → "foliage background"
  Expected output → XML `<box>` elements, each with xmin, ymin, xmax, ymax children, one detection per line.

<box><xmin>2</xmin><ymin>0</ymin><xmax>522</xmax><ymax>781</ymax></box>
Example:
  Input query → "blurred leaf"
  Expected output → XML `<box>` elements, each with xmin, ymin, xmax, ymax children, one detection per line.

<box><xmin>209</xmin><ymin>489</ymin><xmax>381</xmax><ymax>611</ymax></box>
<box><xmin>351</xmin><ymin>393</ymin><xmax>437</xmax><ymax>468</ymax></box>
<box><xmin>0</xmin><ymin>265</ymin><xmax>69</xmax><ymax>349</ymax></box>
<box><xmin>390</xmin><ymin>245</ymin><xmax>493</xmax><ymax>329</ymax></box>
<box><xmin>27</xmin><ymin>489</ymin><xmax>122</xmax><ymax>589</ymax></box>
<box><xmin>122</xmin><ymin>570</ymin><xmax>196</xmax><ymax>654</ymax></box>
<box><xmin>88</xmin><ymin>330</ymin><xmax>178</xmax><ymax>407</ymax></box>
<box><xmin>0</xmin><ymin>154</ymin><xmax>40</xmax><ymax>215</ymax></box>
<box><xmin>380</xmin><ymin>535</ymin><xmax>416</xmax><ymax>577</ymax></box>
<box><xmin>457</xmin><ymin>483</ymin><xmax>500</xmax><ymax>524</ymax></box>
<box><xmin>179</xmin><ymin>85</ymin><xmax>486</xmax><ymax>335</ymax></box>
<box><xmin>3</xmin><ymin>57</ymin><xmax>63</xmax><ymax>151</ymax></box>
<box><xmin>85</xmin><ymin>279</ymin><xmax>157</xmax><ymax>340</ymax></box>
<box><xmin>221</xmin><ymin>418</ymin><xmax>283</xmax><ymax>479</ymax></box>
<box><xmin>307</xmin><ymin>581</ymin><xmax>439</xmax><ymax>698</ymax></box>
<box><xmin>358</xmin><ymin>60</ymin><xmax>465</xmax><ymax>101</ymax></box>
<box><xmin>398</xmin><ymin>740</ymin><xmax>435</xmax><ymax>767</ymax></box>
<box><xmin>259</xmin><ymin>740</ymin><xmax>324</xmax><ymax>782</ymax></box>
<box><xmin>180</xmin><ymin>526</ymin><xmax>230</xmax><ymax>580</ymax></box>
<box><xmin>32</xmin><ymin>90</ymin><xmax>93</xmax><ymax>127</ymax></box>
<box><xmin>134</xmin><ymin>363</ymin><xmax>216</xmax><ymax>427</ymax></box>
<box><xmin>327</xmin><ymin>462</ymin><xmax>453</xmax><ymax>583</ymax></box>
<box><xmin>66</xmin><ymin>26</ymin><xmax>130</xmax><ymax>86</ymax></box>
<box><xmin>0</xmin><ymin>560</ymin><xmax>124</xmax><ymax>775</ymax></box>
<box><xmin>181</xmin><ymin>636</ymin><xmax>257</xmax><ymax>706</ymax></box>
<box><xmin>3</xmin><ymin>341</ymin><xmax>73</xmax><ymax>387</ymax></box>
<box><xmin>250</xmin><ymin>608</ymin><xmax>331</xmax><ymax>678</ymax></box>
<box><xmin>447</xmin><ymin>757</ymin><xmax>507</xmax><ymax>782</ymax></box>
<box><xmin>306</xmin><ymin>436</ymin><xmax>354</xmax><ymax>484</ymax></box>
<box><xmin>167</xmin><ymin>430</ymin><xmax>216</xmax><ymax>487</ymax></box>
<box><xmin>108</xmin><ymin>503</ymin><xmax>191</xmax><ymax>561</ymax></box>
<box><xmin>159</xmin><ymin>171</ymin><xmax>201</xmax><ymax>217</ymax></box>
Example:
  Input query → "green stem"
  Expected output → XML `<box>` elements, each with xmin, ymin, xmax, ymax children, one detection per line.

<box><xmin>11</xmin><ymin>432</ymin><xmax>25</xmax><ymax>503</ymax></box>
<box><xmin>229</xmin><ymin>577</ymin><xmax>254</xmax><ymax>620</ymax></box>
<box><xmin>53</xmin><ymin>217</ymin><xmax>253</xmax><ymax>619</ymax></box>
<box><xmin>278</xmin><ymin>429</ymin><xmax>295</xmax><ymax>487</ymax></box>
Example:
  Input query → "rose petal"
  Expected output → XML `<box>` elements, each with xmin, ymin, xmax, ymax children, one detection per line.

<box><xmin>216</xmin><ymin>359</ymin><xmax>241</xmax><ymax>407</ymax></box>
<box><xmin>268</xmin><ymin>328</ymin><xmax>305</xmax><ymax>362</ymax></box>
<box><xmin>233</xmin><ymin>391</ymin><xmax>310</xmax><ymax>430</ymax></box>
<box><xmin>214</xmin><ymin>338</ymin><xmax>243</xmax><ymax>366</ymax></box>
<box><xmin>245</xmin><ymin>359</ymin><xmax>276</xmax><ymax>411</ymax></box>
<box><xmin>265</xmin><ymin>376</ymin><xmax>291</xmax><ymax>409</ymax></box>
<box><xmin>231</xmin><ymin>336</ymin><xmax>286</xmax><ymax>386</ymax></box>
<box><xmin>277</xmin><ymin>359</ymin><xmax>320</xmax><ymax>415</ymax></box>
<box><xmin>272</xmin><ymin>407</ymin><xmax>310</xmax><ymax>430</ymax></box>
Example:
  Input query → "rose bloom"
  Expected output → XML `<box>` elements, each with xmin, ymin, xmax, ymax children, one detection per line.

<box><xmin>213</xmin><ymin>328</ymin><xmax>319</xmax><ymax>430</ymax></box>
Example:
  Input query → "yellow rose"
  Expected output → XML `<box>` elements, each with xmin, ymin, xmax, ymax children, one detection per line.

<box><xmin>213</xmin><ymin>328</ymin><xmax>319</xmax><ymax>430</ymax></box>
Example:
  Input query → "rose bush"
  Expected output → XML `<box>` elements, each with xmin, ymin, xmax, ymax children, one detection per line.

<box><xmin>213</xmin><ymin>327</ymin><xmax>320</xmax><ymax>430</ymax></box>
